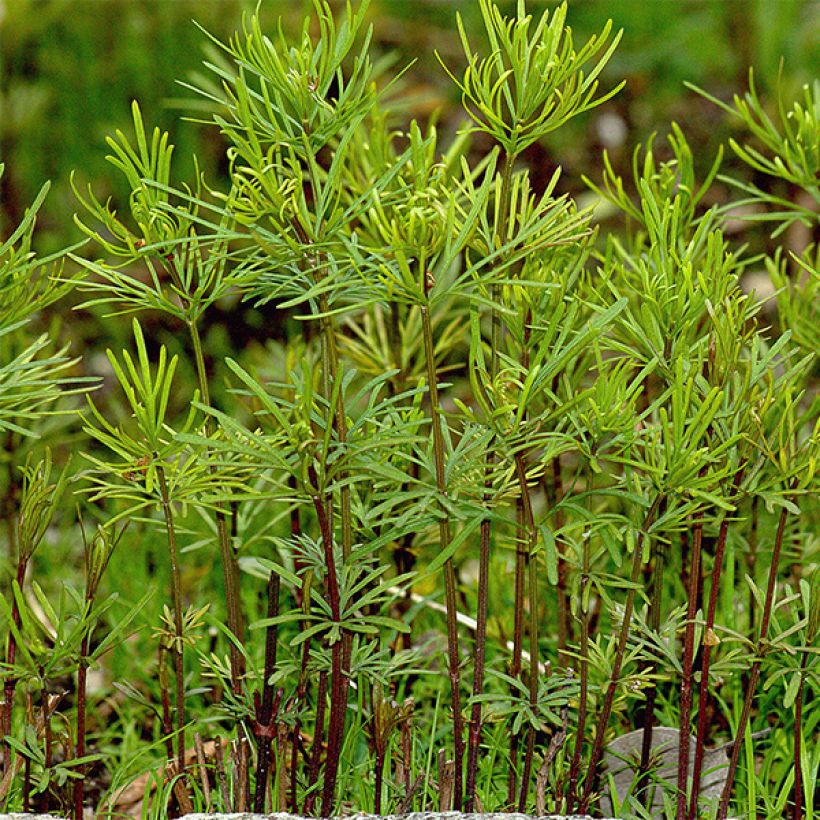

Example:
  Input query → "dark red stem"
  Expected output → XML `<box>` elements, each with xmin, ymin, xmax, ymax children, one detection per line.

<box><xmin>689</xmin><ymin>469</ymin><xmax>744</xmax><ymax>818</ymax></box>
<box><xmin>716</xmin><ymin>486</ymin><xmax>794</xmax><ymax>820</ymax></box>
<box><xmin>579</xmin><ymin>495</ymin><xmax>662</xmax><ymax>812</ymax></box>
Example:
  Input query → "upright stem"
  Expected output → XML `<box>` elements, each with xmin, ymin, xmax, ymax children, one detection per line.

<box><xmin>188</xmin><ymin>319</ymin><xmax>245</xmax><ymax>691</ymax></box>
<box><xmin>0</xmin><ymin>432</ymin><xmax>17</xmax><ymax>771</ymax></box>
<box><xmin>791</xmin><ymin>652</ymin><xmax>808</xmax><ymax>820</ymax></box>
<box><xmin>156</xmin><ymin>462</ymin><xmax>186</xmax><ymax>776</ymax></box>
<box><xmin>388</xmin><ymin>301</ymin><xmax>404</xmax><ymax>396</ymax></box>
<box><xmin>480</xmin><ymin>152</ymin><xmax>517</xmax><ymax>802</ymax></box>
<box><xmin>465</xmin><ymin>509</ymin><xmax>491</xmax><ymax>810</ymax></box>
<box><xmin>2</xmin><ymin>558</ymin><xmax>28</xmax><ymax>778</ymax></box>
<box><xmin>716</xmin><ymin>487</ymin><xmax>795</xmax><ymax>820</ymax></box>
<box><xmin>639</xmin><ymin>527</ymin><xmax>666</xmax><ymax>809</ymax></box>
<box><xmin>490</xmin><ymin>151</ymin><xmax>517</xmax><ymax>373</ymax></box>
<box><xmin>579</xmin><ymin>494</ymin><xmax>662</xmax><ymax>812</ymax></box>
<box><xmin>36</xmin><ymin>693</ymin><xmax>54</xmax><ymax>814</ymax></box>
<box><xmin>2</xmin><ymin>430</ymin><xmax>17</xmax><ymax>560</ymax></box>
<box><xmin>312</xmin><ymin>254</ymin><xmax>353</xmax><ymax>815</ymax></box>
<box><xmin>675</xmin><ymin>504</ymin><xmax>704</xmax><ymax>818</ymax></box>
<box><xmin>507</xmin><ymin>492</ymin><xmax>526</xmax><ymax>806</ymax></box>
<box><xmin>290</xmin><ymin>214</ymin><xmax>354</xmax><ymax>815</ymax></box>
<box><xmin>514</xmin><ymin>453</ymin><xmax>539</xmax><ymax>811</ymax></box>
<box><xmin>303</xmin><ymin>670</ymin><xmax>328</xmax><ymax>815</ymax></box>
<box><xmin>689</xmin><ymin>469</ymin><xmax>743</xmax><ymax>819</ymax></box>
<box><xmin>72</xmin><ymin>623</ymin><xmax>92</xmax><ymax>820</ymax></box>
<box><xmin>566</xmin><ymin>526</ymin><xmax>591</xmax><ymax>812</ymax></box>
<box><xmin>747</xmin><ymin>495</ymin><xmax>759</xmax><ymax>630</ymax></box>
<box><xmin>420</xmin><ymin>298</ymin><xmax>464</xmax><ymax>809</ymax></box>
<box><xmin>374</xmin><ymin>752</ymin><xmax>385</xmax><ymax>814</ymax></box>
<box><xmin>546</xmin><ymin>413</ymin><xmax>571</xmax><ymax>663</ymax></box>
<box><xmin>253</xmin><ymin>570</ymin><xmax>281</xmax><ymax>812</ymax></box>
<box><xmin>308</xmin><ymin>467</ymin><xmax>345</xmax><ymax>818</ymax></box>
<box><xmin>316</xmin><ymin>287</ymin><xmax>352</xmax><ymax>559</ymax></box>
<box><xmin>158</xmin><ymin>644</ymin><xmax>174</xmax><ymax>761</ymax></box>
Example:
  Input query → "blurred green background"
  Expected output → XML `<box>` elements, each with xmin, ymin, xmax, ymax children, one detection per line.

<box><xmin>2</xmin><ymin>0</ymin><xmax>818</xmax><ymax>252</ymax></box>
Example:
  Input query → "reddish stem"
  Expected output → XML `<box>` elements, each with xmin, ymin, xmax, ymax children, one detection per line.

<box><xmin>676</xmin><ymin>505</ymin><xmax>704</xmax><ymax>818</ymax></box>
<box><xmin>309</xmin><ymin>475</ymin><xmax>347</xmax><ymax>817</ymax></box>
<box><xmin>716</xmin><ymin>485</ymin><xmax>794</xmax><ymax>820</ymax></box>
<box><xmin>73</xmin><ymin>633</ymin><xmax>91</xmax><ymax>820</ymax></box>
<box><xmin>688</xmin><ymin>469</ymin><xmax>744</xmax><ymax>818</ymax></box>
<box><xmin>578</xmin><ymin>494</ymin><xmax>662</xmax><ymax>812</ymax></box>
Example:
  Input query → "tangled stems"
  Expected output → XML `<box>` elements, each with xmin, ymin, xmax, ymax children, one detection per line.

<box><xmin>578</xmin><ymin>493</ymin><xmax>663</xmax><ymax>813</ymax></box>
<box><xmin>420</xmin><ymin>295</ymin><xmax>464</xmax><ymax>809</ymax></box>
<box><xmin>716</xmin><ymin>484</ymin><xmax>797</xmax><ymax>820</ymax></box>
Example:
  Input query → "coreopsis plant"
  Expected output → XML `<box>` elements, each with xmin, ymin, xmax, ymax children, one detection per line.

<box><xmin>0</xmin><ymin>2</ymin><xmax>816</xmax><ymax>818</ymax></box>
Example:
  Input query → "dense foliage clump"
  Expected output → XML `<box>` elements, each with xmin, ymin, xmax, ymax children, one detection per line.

<box><xmin>0</xmin><ymin>2</ymin><xmax>817</xmax><ymax>818</ymax></box>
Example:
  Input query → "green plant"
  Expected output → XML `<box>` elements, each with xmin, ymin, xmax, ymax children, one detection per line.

<box><xmin>0</xmin><ymin>2</ymin><xmax>817</xmax><ymax>818</ymax></box>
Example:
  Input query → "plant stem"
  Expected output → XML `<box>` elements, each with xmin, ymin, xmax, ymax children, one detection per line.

<box><xmin>156</xmin><ymin>462</ymin><xmax>186</xmax><ymax>776</ymax></box>
<box><xmin>388</xmin><ymin>301</ymin><xmax>404</xmax><ymax>396</ymax></box>
<box><xmin>373</xmin><ymin>728</ymin><xmax>386</xmax><ymax>815</ymax></box>
<box><xmin>578</xmin><ymin>493</ymin><xmax>662</xmax><ymax>812</ymax></box>
<box><xmin>304</xmin><ymin>669</ymin><xmax>328</xmax><ymax>815</ymax></box>
<box><xmin>490</xmin><ymin>151</ymin><xmax>517</xmax><ymax>374</ymax></box>
<box><xmin>486</xmin><ymin>152</ymin><xmax>529</xmax><ymax>811</ymax></box>
<box><xmin>158</xmin><ymin>643</ymin><xmax>174</xmax><ymax>761</ymax></box>
<box><xmin>639</xmin><ymin>527</ymin><xmax>666</xmax><ymax>809</ymax></box>
<box><xmin>514</xmin><ymin>452</ymin><xmax>539</xmax><ymax>811</ymax></box>
<box><xmin>72</xmin><ymin>630</ymin><xmax>91</xmax><ymax>820</ymax></box>
<box><xmin>506</xmin><ymin>491</ymin><xmax>527</xmax><ymax>806</ymax></box>
<box><xmin>22</xmin><ymin>754</ymin><xmax>30</xmax><ymax>812</ymax></box>
<box><xmin>747</xmin><ymin>495</ymin><xmax>759</xmax><ymax>630</ymax></box>
<box><xmin>253</xmin><ymin>569</ymin><xmax>281</xmax><ymax>812</ymax></box>
<box><xmin>292</xmin><ymin>210</ymin><xmax>354</xmax><ymax>815</ymax></box>
<box><xmin>37</xmin><ymin>692</ymin><xmax>54</xmax><ymax>814</ymax></box>
<box><xmin>317</xmin><ymin>288</ymin><xmax>353</xmax><ymax>558</ymax></box>
<box><xmin>1</xmin><ymin>557</ymin><xmax>27</xmax><ymax>779</ymax></box>
<box><xmin>308</xmin><ymin>467</ymin><xmax>345</xmax><ymax>817</ymax></box>
<box><xmin>791</xmin><ymin>651</ymin><xmax>808</xmax><ymax>820</ymax></box>
<box><xmin>315</xmin><ymin>282</ymin><xmax>353</xmax><ymax>816</ymax></box>
<box><xmin>465</xmin><ymin>506</ymin><xmax>490</xmax><ymax>811</ymax></box>
<box><xmin>675</xmin><ymin>501</ymin><xmax>704</xmax><ymax>818</ymax></box>
<box><xmin>547</xmin><ymin>427</ymin><xmax>571</xmax><ymax>663</ymax></box>
<box><xmin>565</xmin><ymin>526</ymin><xmax>590</xmax><ymax>813</ymax></box>
<box><xmin>716</xmin><ymin>486</ymin><xmax>795</xmax><ymax>820</ymax></box>
<box><xmin>420</xmin><ymin>297</ymin><xmax>464</xmax><ymax>809</ymax></box>
<box><xmin>688</xmin><ymin>469</ymin><xmax>744</xmax><ymax>819</ymax></box>
<box><xmin>2</xmin><ymin>430</ymin><xmax>17</xmax><ymax>561</ymax></box>
<box><xmin>188</xmin><ymin>318</ymin><xmax>245</xmax><ymax>691</ymax></box>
